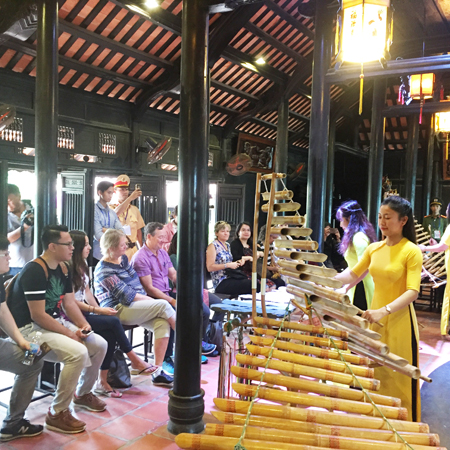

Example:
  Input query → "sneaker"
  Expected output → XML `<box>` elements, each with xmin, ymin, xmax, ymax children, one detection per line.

<box><xmin>202</xmin><ymin>341</ymin><xmax>216</xmax><ymax>355</ymax></box>
<box><xmin>0</xmin><ymin>419</ymin><xmax>43</xmax><ymax>442</ymax></box>
<box><xmin>201</xmin><ymin>355</ymin><xmax>208</xmax><ymax>364</ymax></box>
<box><xmin>45</xmin><ymin>409</ymin><xmax>86</xmax><ymax>434</ymax></box>
<box><xmin>209</xmin><ymin>349</ymin><xmax>220</xmax><ymax>357</ymax></box>
<box><xmin>152</xmin><ymin>371</ymin><xmax>173</xmax><ymax>387</ymax></box>
<box><xmin>162</xmin><ymin>357</ymin><xmax>175</xmax><ymax>376</ymax></box>
<box><xmin>73</xmin><ymin>392</ymin><xmax>106</xmax><ymax>412</ymax></box>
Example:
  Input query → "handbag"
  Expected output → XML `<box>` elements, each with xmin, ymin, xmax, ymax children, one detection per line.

<box><xmin>206</xmin><ymin>321</ymin><xmax>224</xmax><ymax>353</ymax></box>
<box><xmin>224</xmin><ymin>268</ymin><xmax>249</xmax><ymax>280</ymax></box>
<box><xmin>107</xmin><ymin>349</ymin><xmax>132</xmax><ymax>388</ymax></box>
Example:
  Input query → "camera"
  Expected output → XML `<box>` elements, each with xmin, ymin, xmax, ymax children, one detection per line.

<box><xmin>20</xmin><ymin>208</ymin><xmax>34</xmax><ymax>227</ymax></box>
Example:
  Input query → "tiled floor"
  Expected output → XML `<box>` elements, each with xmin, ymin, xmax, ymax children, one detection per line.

<box><xmin>1</xmin><ymin>308</ymin><xmax>449</xmax><ymax>449</ymax></box>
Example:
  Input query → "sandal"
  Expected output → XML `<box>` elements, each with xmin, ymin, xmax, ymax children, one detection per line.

<box><xmin>94</xmin><ymin>385</ymin><xmax>123</xmax><ymax>398</ymax></box>
<box><xmin>130</xmin><ymin>364</ymin><xmax>159</xmax><ymax>376</ymax></box>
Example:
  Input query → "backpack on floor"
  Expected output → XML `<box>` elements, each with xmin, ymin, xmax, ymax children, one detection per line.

<box><xmin>206</xmin><ymin>320</ymin><xmax>224</xmax><ymax>353</ymax></box>
<box><xmin>107</xmin><ymin>349</ymin><xmax>132</xmax><ymax>389</ymax></box>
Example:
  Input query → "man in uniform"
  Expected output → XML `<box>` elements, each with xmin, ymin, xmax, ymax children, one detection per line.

<box><xmin>423</xmin><ymin>198</ymin><xmax>447</xmax><ymax>242</ymax></box>
<box><xmin>110</xmin><ymin>175</ymin><xmax>145</xmax><ymax>261</ymax></box>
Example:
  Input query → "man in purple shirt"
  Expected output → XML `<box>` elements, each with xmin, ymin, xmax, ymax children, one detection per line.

<box><xmin>131</xmin><ymin>223</ymin><xmax>216</xmax><ymax>369</ymax></box>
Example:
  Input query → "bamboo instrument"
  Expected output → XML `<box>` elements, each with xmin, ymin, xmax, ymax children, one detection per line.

<box><xmin>277</xmin><ymin>259</ymin><xmax>303</xmax><ymax>271</ymax></box>
<box><xmin>253</xmin><ymin>316</ymin><xmax>349</xmax><ymax>339</ymax></box>
<box><xmin>232</xmin><ymin>384</ymin><xmax>408</xmax><ymax>420</ymax></box>
<box><xmin>261</xmin><ymin>190</ymin><xmax>293</xmax><ymax>201</ymax></box>
<box><xmin>314</xmin><ymin>303</ymin><xmax>370</xmax><ymax>329</ymax></box>
<box><xmin>235</xmin><ymin>353</ymin><xmax>379</xmax><ymax>390</ymax></box>
<box><xmin>211</xmin><ymin>412</ymin><xmax>440</xmax><ymax>446</ymax></box>
<box><xmin>261</xmin><ymin>202</ymin><xmax>300</xmax><ymax>212</ymax></box>
<box><xmin>274</xmin><ymin>239</ymin><xmax>319</xmax><ymax>251</ymax></box>
<box><xmin>254</xmin><ymin>327</ymin><xmax>349</xmax><ymax>350</ymax></box>
<box><xmin>231</xmin><ymin>366</ymin><xmax>398</xmax><ymax>406</ymax></box>
<box><xmin>323</xmin><ymin>317</ymin><xmax>382</xmax><ymax>340</ymax></box>
<box><xmin>203</xmin><ymin>424</ymin><xmax>444</xmax><ymax>450</ymax></box>
<box><xmin>246</xmin><ymin>344</ymin><xmax>374</xmax><ymax>377</ymax></box>
<box><xmin>270</xmin><ymin>215</ymin><xmax>305</xmax><ymax>225</ymax></box>
<box><xmin>309</xmin><ymin>295</ymin><xmax>361</xmax><ymax>316</ymax></box>
<box><xmin>213</xmin><ymin>399</ymin><xmax>429</xmax><ymax>433</ymax></box>
<box><xmin>346</xmin><ymin>328</ymin><xmax>391</xmax><ymax>356</ymax></box>
<box><xmin>296</xmin><ymin>263</ymin><xmax>337</xmax><ymax>277</ymax></box>
<box><xmin>248</xmin><ymin>335</ymin><xmax>369</xmax><ymax>365</ymax></box>
<box><xmin>261</xmin><ymin>172</ymin><xmax>285</xmax><ymax>180</ymax></box>
<box><xmin>286</xmin><ymin>277</ymin><xmax>351</xmax><ymax>304</ymax></box>
<box><xmin>270</xmin><ymin>226</ymin><xmax>313</xmax><ymax>237</ymax></box>
<box><xmin>299</xmin><ymin>272</ymin><xmax>343</xmax><ymax>288</ymax></box>
<box><xmin>275</xmin><ymin>249</ymin><xmax>327</xmax><ymax>262</ymax></box>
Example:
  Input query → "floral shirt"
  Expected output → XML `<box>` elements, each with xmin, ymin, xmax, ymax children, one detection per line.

<box><xmin>210</xmin><ymin>240</ymin><xmax>232</xmax><ymax>289</ymax></box>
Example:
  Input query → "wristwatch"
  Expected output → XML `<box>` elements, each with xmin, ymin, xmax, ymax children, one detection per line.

<box><xmin>385</xmin><ymin>305</ymin><xmax>392</xmax><ymax>314</ymax></box>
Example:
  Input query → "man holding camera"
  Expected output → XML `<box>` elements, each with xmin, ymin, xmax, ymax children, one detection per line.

<box><xmin>7</xmin><ymin>184</ymin><xmax>34</xmax><ymax>276</ymax></box>
<box><xmin>110</xmin><ymin>174</ymin><xmax>145</xmax><ymax>261</ymax></box>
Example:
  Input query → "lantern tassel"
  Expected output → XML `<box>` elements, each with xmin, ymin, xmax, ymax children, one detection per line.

<box><xmin>359</xmin><ymin>63</ymin><xmax>364</xmax><ymax>115</ymax></box>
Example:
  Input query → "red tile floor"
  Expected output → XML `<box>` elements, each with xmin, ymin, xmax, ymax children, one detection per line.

<box><xmin>0</xmin><ymin>308</ymin><xmax>449</xmax><ymax>450</ymax></box>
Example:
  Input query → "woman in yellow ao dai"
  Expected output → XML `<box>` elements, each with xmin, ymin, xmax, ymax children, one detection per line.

<box><xmin>336</xmin><ymin>196</ymin><xmax>422</xmax><ymax>422</ymax></box>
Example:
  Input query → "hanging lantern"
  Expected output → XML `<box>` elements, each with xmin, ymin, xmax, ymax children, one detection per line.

<box><xmin>435</xmin><ymin>112</ymin><xmax>450</xmax><ymax>133</ymax></box>
<box><xmin>410</xmin><ymin>74</ymin><xmax>434</xmax><ymax>99</ymax></box>
<box><xmin>410</xmin><ymin>73</ymin><xmax>434</xmax><ymax>124</ymax></box>
<box><xmin>335</xmin><ymin>0</ymin><xmax>393</xmax><ymax>114</ymax></box>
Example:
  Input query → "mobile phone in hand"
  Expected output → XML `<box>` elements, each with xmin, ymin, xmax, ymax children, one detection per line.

<box><xmin>81</xmin><ymin>329</ymin><xmax>93</xmax><ymax>336</ymax></box>
<box><xmin>135</xmin><ymin>183</ymin><xmax>141</xmax><ymax>190</ymax></box>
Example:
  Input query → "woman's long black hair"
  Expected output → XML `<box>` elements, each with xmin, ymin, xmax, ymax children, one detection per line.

<box><xmin>380</xmin><ymin>196</ymin><xmax>416</xmax><ymax>243</ymax></box>
<box><xmin>69</xmin><ymin>230</ymin><xmax>89</xmax><ymax>293</ymax></box>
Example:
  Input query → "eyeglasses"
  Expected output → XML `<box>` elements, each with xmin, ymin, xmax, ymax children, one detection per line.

<box><xmin>0</xmin><ymin>252</ymin><xmax>10</xmax><ymax>257</ymax></box>
<box><xmin>53</xmin><ymin>241</ymin><xmax>74</xmax><ymax>247</ymax></box>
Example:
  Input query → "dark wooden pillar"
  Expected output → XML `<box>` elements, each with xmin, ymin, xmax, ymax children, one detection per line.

<box><xmin>0</xmin><ymin>160</ymin><xmax>8</xmax><ymax>235</ymax></box>
<box><xmin>404</xmin><ymin>114</ymin><xmax>420</xmax><ymax>213</ymax></box>
<box><xmin>306</xmin><ymin>0</ymin><xmax>331</xmax><ymax>248</ymax></box>
<box><xmin>168</xmin><ymin>0</ymin><xmax>209</xmax><ymax>435</ymax></box>
<box><xmin>275</xmin><ymin>98</ymin><xmax>289</xmax><ymax>195</ymax></box>
<box><xmin>421</xmin><ymin>115</ymin><xmax>434</xmax><ymax>218</ymax></box>
<box><xmin>326</xmin><ymin>119</ymin><xmax>336</xmax><ymax>222</ymax></box>
<box><xmin>367</xmin><ymin>79</ymin><xmax>386</xmax><ymax>227</ymax></box>
<box><xmin>35</xmin><ymin>0</ymin><xmax>59</xmax><ymax>253</ymax></box>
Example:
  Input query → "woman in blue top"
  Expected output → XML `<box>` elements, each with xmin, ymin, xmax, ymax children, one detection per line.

<box><xmin>206</xmin><ymin>221</ymin><xmax>253</xmax><ymax>297</ymax></box>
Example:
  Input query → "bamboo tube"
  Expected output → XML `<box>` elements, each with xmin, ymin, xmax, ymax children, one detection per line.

<box><xmin>348</xmin><ymin>341</ymin><xmax>407</xmax><ymax>366</ymax></box>
<box><xmin>278</xmin><ymin>259</ymin><xmax>303</xmax><ymax>271</ymax></box>
<box><xmin>211</xmin><ymin>412</ymin><xmax>440</xmax><ymax>446</ymax></box>
<box><xmin>254</xmin><ymin>327</ymin><xmax>348</xmax><ymax>350</ymax></box>
<box><xmin>309</xmin><ymin>295</ymin><xmax>360</xmax><ymax>316</ymax></box>
<box><xmin>424</xmin><ymin>252</ymin><xmax>442</xmax><ymax>266</ymax></box>
<box><xmin>254</xmin><ymin>316</ymin><xmax>348</xmax><ymax>339</ymax></box>
<box><xmin>275</xmin><ymin>249</ymin><xmax>304</xmax><ymax>260</ymax></box>
<box><xmin>322</xmin><ymin>317</ymin><xmax>382</xmax><ymax>340</ymax></box>
<box><xmin>261</xmin><ymin>172</ymin><xmax>285</xmax><ymax>180</ymax></box>
<box><xmin>204</xmin><ymin>425</ymin><xmax>443</xmax><ymax>450</ymax></box>
<box><xmin>248</xmin><ymin>335</ymin><xmax>369</xmax><ymax>365</ymax></box>
<box><xmin>286</xmin><ymin>278</ymin><xmax>351</xmax><ymax>304</ymax></box>
<box><xmin>314</xmin><ymin>303</ymin><xmax>370</xmax><ymax>329</ymax></box>
<box><xmin>296</xmin><ymin>263</ymin><xmax>337</xmax><ymax>277</ymax></box>
<box><xmin>346</xmin><ymin>328</ymin><xmax>390</xmax><ymax>356</ymax></box>
<box><xmin>348</xmin><ymin>343</ymin><xmax>421</xmax><ymax>379</ymax></box>
<box><xmin>271</xmin><ymin>215</ymin><xmax>305</xmax><ymax>225</ymax></box>
<box><xmin>252</xmin><ymin>172</ymin><xmax>262</xmax><ymax>325</ymax></box>
<box><xmin>429</xmin><ymin>255</ymin><xmax>445</xmax><ymax>271</ymax></box>
<box><xmin>262</xmin><ymin>202</ymin><xmax>300</xmax><ymax>212</ymax></box>
<box><xmin>232</xmin><ymin>366</ymin><xmax>398</xmax><ymax>406</ymax></box>
<box><xmin>232</xmin><ymin>384</ymin><xmax>408</xmax><ymax>420</ymax></box>
<box><xmin>245</xmin><ymin>344</ymin><xmax>374</xmax><ymax>378</ymax></box>
<box><xmin>213</xmin><ymin>399</ymin><xmax>429</xmax><ymax>433</ymax></box>
<box><xmin>299</xmin><ymin>273</ymin><xmax>343</xmax><ymax>289</ymax></box>
<box><xmin>270</xmin><ymin>227</ymin><xmax>313</xmax><ymax>237</ymax></box>
<box><xmin>235</xmin><ymin>353</ymin><xmax>378</xmax><ymax>390</ymax></box>
<box><xmin>276</xmin><ymin>249</ymin><xmax>326</xmax><ymax>262</ymax></box>
<box><xmin>261</xmin><ymin>190</ymin><xmax>293</xmax><ymax>201</ymax></box>
<box><xmin>274</xmin><ymin>240</ymin><xmax>319</xmax><ymax>251</ymax></box>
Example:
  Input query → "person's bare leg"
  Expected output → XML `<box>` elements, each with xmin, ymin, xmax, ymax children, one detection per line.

<box><xmin>153</xmin><ymin>337</ymin><xmax>169</xmax><ymax>366</ymax></box>
<box><xmin>168</xmin><ymin>316</ymin><xmax>176</xmax><ymax>330</ymax></box>
<box><xmin>98</xmin><ymin>369</ymin><xmax>114</xmax><ymax>391</ymax></box>
<box><xmin>127</xmin><ymin>350</ymin><xmax>155</xmax><ymax>371</ymax></box>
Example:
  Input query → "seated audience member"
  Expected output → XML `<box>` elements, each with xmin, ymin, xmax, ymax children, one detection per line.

<box><xmin>0</xmin><ymin>235</ymin><xmax>44</xmax><ymax>442</ymax></box>
<box><xmin>109</xmin><ymin>175</ymin><xmax>145</xmax><ymax>261</ymax></box>
<box><xmin>7</xmin><ymin>225</ymin><xmax>108</xmax><ymax>435</ymax></box>
<box><xmin>257</xmin><ymin>225</ymin><xmax>286</xmax><ymax>289</ymax></box>
<box><xmin>131</xmin><ymin>224</ymin><xmax>218</xmax><ymax>362</ymax></box>
<box><xmin>93</xmin><ymin>181</ymin><xmax>123</xmax><ymax>265</ymax></box>
<box><xmin>94</xmin><ymin>229</ymin><xmax>175</xmax><ymax>387</ymax></box>
<box><xmin>160</xmin><ymin>206</ymin><xmax>178</xmax><ymax>252</ymax></box>
<box><xmin>7</xmin><ymin>184</ymin><xmax>34</xmax><ymax>276</ymax></box>
<box><xmin>70</xmin><ymin>230</ymin><xmax>158</xmax><ymax>398</ymax></box>
<box><xmin>206</xmin><ymin>221</ymin><xmax>255</xmax><ymax>297</ymax></box>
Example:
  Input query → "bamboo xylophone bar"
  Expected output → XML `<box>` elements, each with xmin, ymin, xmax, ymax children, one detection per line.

<box><xmin>296</xmin><ymin>263</ymin><xmax>337</xmax><ymax>277</ymax></box>
<box><xmin>285</xmin><ymin>276</ymin><xmax>351</xmax><ymax>304</ymax></box>
<box><xmin>274</xmin><ymin>239</ymin><xmax>319</xmax><ymax>251</ymax></box>
<box><xmin>313</xmin><ymin>303</ymin><xmax>371</xmax><ymax>329</ymax></box>
<box><xmin>270</xmin><ymin>226</ymin><xmax>313</xmax><ymax>237</ymax></box>
<box><xmin>299</xmin><ymin>272</ymin><xmax>343</xmax><ymax>289</ymax></box>
<box><xmin>308</xmin><ymin>295</ymin><xmax>361</xmax><ymax>316</ymax></box>
<box><xmin>270</xmin><ymin>215</ymin><xmax>305</xmax><ymax>225</ymax></box>
<box><xmin>323</xmin><ymin>317</ymin><xmax>382</xmax><ymax>340</ymax></box>
<box><xmin>261</xmin><ymin>190</ymin><xmax>293</xmax><ymax>201</ymax></box>
<box><xmin>261</xmin><ymin>202</ymin><xmax>300</xmax><ymax>212</ymax></box>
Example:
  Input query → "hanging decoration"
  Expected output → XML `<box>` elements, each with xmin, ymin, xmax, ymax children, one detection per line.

<box><xmin>410</xmin><ymin>73</ymin><xmax>434</xmax><ymax>124</ymax></box>
<box><xmin>335</xmin><ymin>0</ymin><xmax>393</xmax><ymax>115</ymax></box>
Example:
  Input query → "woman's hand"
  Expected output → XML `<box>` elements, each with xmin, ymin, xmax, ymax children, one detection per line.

<box><xmin>418</xmin><ymin>244</ymin><xmax>427</xmax><ymax>252</ymax></box>
<box><xmin>100</xmin><ymin>307</ymin><xmax>118</xmax><ymax>316</ymax></box>
<box><xmin>228</xmin><ymin>261</ymin><xmax>240</xmax><ymax>270</ymax></box>
<box><xmin>429</xmin><ymin>238</ymin><xmax>438</xmax><ymax>245</ymax></box>
<box><xmin>257</xmin><ymin>251</ymin><xmax>264</xmax><ymax>258</ymax></box>
<box><xmin>241</xmin><ymin>256</ymin><xmax>253</xmax><ymax>262</ymax></box>
<box><xmin>361</xmin><ymin>308</ymin><xmax>388</xmax><ymax>324</ymax></box>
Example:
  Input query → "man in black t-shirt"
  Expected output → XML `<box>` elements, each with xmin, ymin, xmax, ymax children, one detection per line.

<box><xmin>0</xmin><ymin>234</ymin><xmax>44</xmax><ymax>442</ymax></box>
<box><xmin>8</xmin><ymin>225</ymin><xmax>108</xmax><ymax>435</ymax></box>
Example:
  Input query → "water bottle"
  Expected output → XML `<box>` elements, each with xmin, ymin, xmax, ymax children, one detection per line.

<box><xmin>22</xmin><ymin>332</ymin><xmax>42</xmax><ymax>366</ymax></box>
